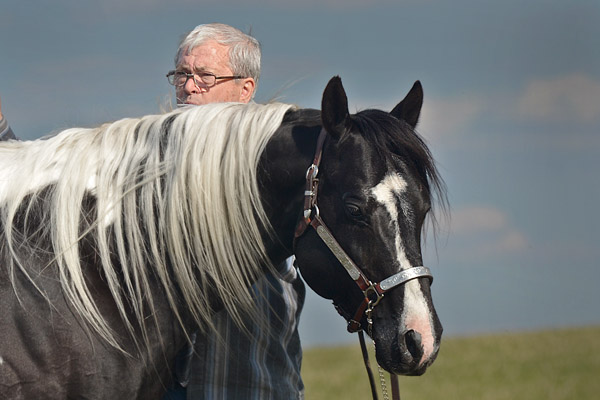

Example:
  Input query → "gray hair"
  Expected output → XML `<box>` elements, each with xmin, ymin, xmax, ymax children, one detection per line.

<box><xmin>175</xmin><ymin>23</ymin><xmax>261</xmax><ymax>86</ymax></box>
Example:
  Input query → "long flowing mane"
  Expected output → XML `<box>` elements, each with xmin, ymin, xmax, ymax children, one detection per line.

<box><xmin>0</xmin><ymin>102</ymin><xmax>294</xmax><ymax>351</ymax></box>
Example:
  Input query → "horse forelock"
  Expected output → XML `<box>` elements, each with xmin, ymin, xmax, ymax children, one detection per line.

<box><xmin>352</xmin><ymin>109</ymin><xmax>448</xmax><ymax>232</ymax></box>
<box><xmin>0</xmin><ymin>101</ymin><xmax>294</xmax><ymax>352</ymax></box>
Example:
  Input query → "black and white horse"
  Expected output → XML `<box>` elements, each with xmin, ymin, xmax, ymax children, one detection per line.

<box><xmin>0</xmin><ymin>77</ymin><xmax>445</xmax><ymax>399</ymax></box>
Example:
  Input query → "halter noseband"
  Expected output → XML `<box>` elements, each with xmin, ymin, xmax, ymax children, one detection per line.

<box><xmin>293</xmin><ymin>128</ymin><xmax>433</xmax><ymax>333</ymax></box>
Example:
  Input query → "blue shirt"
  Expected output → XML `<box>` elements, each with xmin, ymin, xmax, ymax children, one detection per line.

<box><xmin>0</xmin><ymin>116</ymin><xmax>16</xmax><ymax>140</ymax></box>
<box><xmin>186</xmin><ymin>259</ymin><xmax>305</xmax><ymax>400</ymax></box>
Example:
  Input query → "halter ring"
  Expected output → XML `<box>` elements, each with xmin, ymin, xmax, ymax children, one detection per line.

<box><xmin>363</xmin><ymin>284</ymin><xmax>384</xmax><ymax>308</ymax></box>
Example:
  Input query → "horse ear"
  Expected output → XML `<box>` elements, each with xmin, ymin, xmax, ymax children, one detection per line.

<box><xmin>390</xmin><ymin>80</ymin><xmax>423</xmax><ymax>128</ymax></box>
<box><xmin>321</xmin><ymin>76</ymin><xmax>350</xmax><ymax>139</ymax></box>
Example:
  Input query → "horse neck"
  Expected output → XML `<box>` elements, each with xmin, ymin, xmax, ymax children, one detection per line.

<box><xmin>259</xmin><ymin>109</ymin><xmax>322</xmax><ymax>264</ymax></box>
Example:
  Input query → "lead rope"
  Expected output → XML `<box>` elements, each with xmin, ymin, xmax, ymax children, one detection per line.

<box><xmin>366</xmin><ymin>301</ymin><xmax>400</xmax><ymax>400</ymax></box>
<box><xmin>360</xmin><ymin>305</ymin><xmax>400</xmax><ymax>400</ymax></box>
<box><xmin>390</xmin><ymin>372</ymin><xmax>400</xmax><ymax>399</ymax></box>
<box><xmin>358</xmin><ymin>331</ymin><xmax>379</xmax><ymax>400</ymax></box>
<box><xmin>358</xmin><ymin>332</ymin><xmax>400</xmax><ymax>400</ymax></box>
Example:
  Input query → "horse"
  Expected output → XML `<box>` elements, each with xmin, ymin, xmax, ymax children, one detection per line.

<box><xmin>0</xmin><ymin>76</ymin><xmax>446</xmax><ymax>399</ymax></box>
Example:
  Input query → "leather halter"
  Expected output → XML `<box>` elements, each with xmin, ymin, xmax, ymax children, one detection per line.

<box><xmin>294</xmin><ymin>128</ymin><xmax>433</xmax><ymax>333</ymax></box>
<box><xmin>293</xmin><ymin>127</ymin><xmax>435</xmax><ymax>400</ymax></box>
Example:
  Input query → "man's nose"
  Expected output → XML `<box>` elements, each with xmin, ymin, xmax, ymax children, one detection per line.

<box><xmin>183</xmin><ymin>76</ymin><xmax>204</xmax><ymax>93</ymax></box>
<box><xmin>183</xmin><ymin>77</ymin><xmax>197</xmax><ymax>93</ymax></box>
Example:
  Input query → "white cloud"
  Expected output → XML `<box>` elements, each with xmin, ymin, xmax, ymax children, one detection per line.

<box><xmin>517</xmin><ymin>74</ymin><xmax>600</xmax><ymax>122</ymax></box>
<box><xmin>419</xmin><ymin>95</ymin><xmax>484</xmax><ymax>143</ymax></box>
<box><xmin>440</xmin><ymin>205</ymin><xmax>529</xmax><ymax>260</ymax></box>
<box><xmin>493</xmin><ymin>230</ymin><xmax>529</xmax><ymax>253</ymax></box>
<box><xmin>449</xmin><ymin>206</ymin><xmax>507</xmax><ymax>234</ymax></box>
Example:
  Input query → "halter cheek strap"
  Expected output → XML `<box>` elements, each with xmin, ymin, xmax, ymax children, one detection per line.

<box><xmin>294</xmin><ymin>128</ymin><xmax>326</xmax><ymax>238</ymax></box>
<box><xmin>307</xmin><ymin>209</ymin><xmax>433</xmax><ymax>332</ymax></box>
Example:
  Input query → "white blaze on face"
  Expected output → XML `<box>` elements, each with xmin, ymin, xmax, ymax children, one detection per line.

<box><xmin>370</xmin><ymin>172</ymin><xmax>436</xmax><ymax>365</ymax></box>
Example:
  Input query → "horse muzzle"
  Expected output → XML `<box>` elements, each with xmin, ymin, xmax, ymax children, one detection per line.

<box><xmin>373</xmin><ymin>306</ymin><xmax>443</xmax><ymax>376</ymax></box>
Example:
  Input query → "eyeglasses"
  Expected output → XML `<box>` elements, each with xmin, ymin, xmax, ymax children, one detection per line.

<box><xmin>166</xmin><ymin>70</ymin><xmax>245</xmax><ymax>88</ymax></box>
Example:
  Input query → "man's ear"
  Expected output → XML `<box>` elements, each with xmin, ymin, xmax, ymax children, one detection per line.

<box><xmin>239</xmin><ymin>78</ymin><xmax>256</xmax><ymax>103</ymax></box>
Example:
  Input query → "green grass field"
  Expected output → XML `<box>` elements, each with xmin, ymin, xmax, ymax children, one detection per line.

<box><xmin>302</xmin><ymin>326</ymin><xmax>600</xmax><ymax>400</ymax></box>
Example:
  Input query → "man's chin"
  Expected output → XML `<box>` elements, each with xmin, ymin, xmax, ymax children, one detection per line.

<box><xmin>177</xmin><ymin>96</ymin><xmax>202</xmax><ymax>106</ymax></box>
<box><xmin>184</xmin><ymin>101</ymin><xmax>208</xmax><ymax>106</ymax></box>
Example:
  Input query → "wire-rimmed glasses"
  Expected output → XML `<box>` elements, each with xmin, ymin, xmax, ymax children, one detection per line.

<box><xmin>166</xmin><ymin>70</ymin><xmax>245</xmax><ymax>88</ymax></box>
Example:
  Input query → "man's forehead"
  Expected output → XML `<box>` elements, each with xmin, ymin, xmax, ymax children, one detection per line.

<box><xmin>177</xmin><ymin>43</ymin><xmax>231</xmax><ymax>72</ymax></box>
<box><xmin>176</xmin><ymin>63</ymin><xmax>212</xmax><ymax>73</ymax></box>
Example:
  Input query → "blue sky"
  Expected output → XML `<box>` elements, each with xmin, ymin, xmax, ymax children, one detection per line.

<box><xmin>1</xmin><ymin>0</ymin><xmax>598</xmax><ymax>348</ymax></box>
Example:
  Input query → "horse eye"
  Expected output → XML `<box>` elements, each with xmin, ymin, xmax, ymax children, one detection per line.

<box><xmin>342</xmin><ymin>193</ymin><xmax>366</xmax><ymax>222</ymax></box>
<box><xmin>345</xmin><ymin>203</ymin><xmax>363</xmax><ymax>218</ymax></box>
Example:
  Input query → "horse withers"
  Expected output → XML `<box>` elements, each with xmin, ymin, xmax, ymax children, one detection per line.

<box><xmin>0</xmin><ymin>77</ymin><xmax>445</xmax><ymax>398</ymax></box>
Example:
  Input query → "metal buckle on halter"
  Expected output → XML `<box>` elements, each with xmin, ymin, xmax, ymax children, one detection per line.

<box><xmin>306</xmin><ymin>163</ymin><xmax>319</xmax><ymax>180</ymax></box>
<box><xmin>363</xmin><ymin>284</ymin><xmax>384</xmax><ymax>308</ymax></box>
<box><xmin>303</xmin><ymin>207</ymin><xmax>312</xmax><ymax>221</ymax></box>
<box><xmin>303</xmin><ymin>204</ymin><xmax>319</xmax><ymax>223</ymax></box>
<box><xmin>302</xmin><ymin>164</ymin><xmax>320</xmax><ymax>222</ymax></box>
<box><xmin>363</xmin><ymin>284</ymin><xmax>384</xmax><ymax>337</ymax></box>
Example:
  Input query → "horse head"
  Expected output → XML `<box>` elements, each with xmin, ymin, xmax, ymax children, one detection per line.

<box><xmin>294</xmin><ymin>77</ymin><xmax>444</xmax><ymax>375</ymax></box>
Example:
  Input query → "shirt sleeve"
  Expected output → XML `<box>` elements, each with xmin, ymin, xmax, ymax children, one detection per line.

<box><xmin>0</xmin><ymin>116</ymin><xmax>17</xmax><ymax>140</ymax></box>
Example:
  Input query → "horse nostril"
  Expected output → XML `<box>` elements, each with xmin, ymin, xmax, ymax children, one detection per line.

<box><xmin>404</xmin><ymin>329</ymin><xmax>423</xmax><ymax>360</ymax></box>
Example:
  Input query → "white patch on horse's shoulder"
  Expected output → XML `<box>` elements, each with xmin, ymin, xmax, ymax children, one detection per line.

<box><xmin>0</xmin><ymin>356</ymin><xmax>4</xmax><ymax>365</ymax></box>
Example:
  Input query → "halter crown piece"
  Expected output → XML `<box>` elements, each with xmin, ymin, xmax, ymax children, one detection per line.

<box><xmin>293</xmin><ymin>128</ymin><xmax>434</xmax><ymax>400</ymax></box>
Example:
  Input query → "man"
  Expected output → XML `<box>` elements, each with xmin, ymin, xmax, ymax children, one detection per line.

<box><xmin>0</xmin><ymin>23</ymin><xmax>305</xmax><ymax>400</ymax></box>
<box><xmin>169</xmin><ymin>23</ymin><xmax>258</xmax><ymax>106</ymax></box>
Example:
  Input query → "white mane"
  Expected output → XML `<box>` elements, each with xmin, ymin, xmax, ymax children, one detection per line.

<box><xmin>0</xmin><ymin>102</ymin><xmax>294</xmax><ymax>351</ymax></box>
